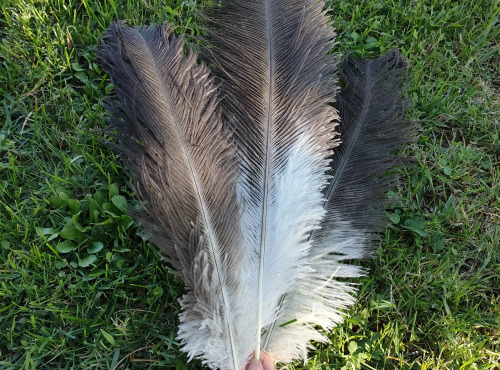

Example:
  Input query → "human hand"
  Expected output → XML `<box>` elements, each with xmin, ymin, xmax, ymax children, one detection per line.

<box><xmin>245</xmin><ymin>351</ymin><xmax>275</xmax><ymax>370</ymax></box>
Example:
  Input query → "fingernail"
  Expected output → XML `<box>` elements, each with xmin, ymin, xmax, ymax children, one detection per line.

<box><xmin>247</xmin><ymin>359</ymin><xmax>263</xmax><ymax>370</ymax></box>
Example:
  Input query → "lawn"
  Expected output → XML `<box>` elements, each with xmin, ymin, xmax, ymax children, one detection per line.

<box><xmin>0</xmin><ymin>0</ymin><xmax>498</xmax><ymax>368</ymax></box>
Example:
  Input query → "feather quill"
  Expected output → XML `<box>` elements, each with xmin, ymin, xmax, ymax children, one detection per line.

<box><xmin>202</xmin><ymin>0</ymin><xmax>340</xmax><ymax>363</ymax></box>
<box><xmin>97</xmin><ymin>24</ymin><xmax>249</xmax><ymax>369</ymax></box>
<box><xmin>262</xmin><ymin>49</ymin><xmax>411</xmax><ymax>362</ymax></box>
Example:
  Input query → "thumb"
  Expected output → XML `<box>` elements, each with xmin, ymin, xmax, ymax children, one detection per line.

<box><xmin>246</xmin><ymin>359</ymin><xmax>263</xmax><ymax>370</ymax></box>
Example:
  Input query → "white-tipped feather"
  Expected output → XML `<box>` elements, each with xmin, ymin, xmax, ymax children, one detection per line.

<box><xmin>202</xmin><ymin>0</ymin><xmax>340</xmax><ymax>362</ymax></box>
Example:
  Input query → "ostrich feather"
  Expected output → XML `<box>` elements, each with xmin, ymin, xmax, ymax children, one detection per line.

<box><xmin>261</xmin><ymin>49</ymin><xmax>411</xmax><ymax>362</ymax></box>
<box><xmin>202</xmin><ymin>0</ymin><xmax>340</xmax><ymax>363</ymax></box>
<box><xmin>97</xmin><ymin>23</ymin><xmax>249</xmax><ymax>369</ymax></box>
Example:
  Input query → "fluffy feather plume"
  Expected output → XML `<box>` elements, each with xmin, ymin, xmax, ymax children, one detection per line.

<box><xmin>97</xmin><ymin>23</ymin><xmax>249</xmax><ymax>369</ymax></box>
<box><xmin>262</xmin><ymin>49</ymin><xmax>411</xmax><ymax>362</ymax></box>
<box><xmin>202</xmin><ymin>0</ymin><xmax>340</xmax><ymax>363</ymax></box>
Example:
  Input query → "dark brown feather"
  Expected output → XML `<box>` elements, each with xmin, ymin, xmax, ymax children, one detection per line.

<box><xmin>97</xmin><ymin>23</ymin><xmax>245</xmax><ymax>369</ymax></box>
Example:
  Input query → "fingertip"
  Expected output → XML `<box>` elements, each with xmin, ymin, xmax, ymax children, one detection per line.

<box><xmin>260</xmin><ymin>352</ymin><xmax>275</xmax><ymax>370</ymax></box>
<box><xmin>246</xmin><ymin>359</ymin><xmax>263</xmax><ymax>370</ymax></box>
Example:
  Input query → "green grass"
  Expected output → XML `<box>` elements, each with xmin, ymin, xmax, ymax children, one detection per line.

<box><xmin>0</xmin><ymin>0</ymin><xmax>498</xmax><ymax>368</ymax></box>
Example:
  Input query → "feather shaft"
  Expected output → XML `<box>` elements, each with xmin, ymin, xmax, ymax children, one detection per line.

<box><xmin>255</xmin><ymin>0</ymin><xmax>275</xmax><ymax>360</ymax></box>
